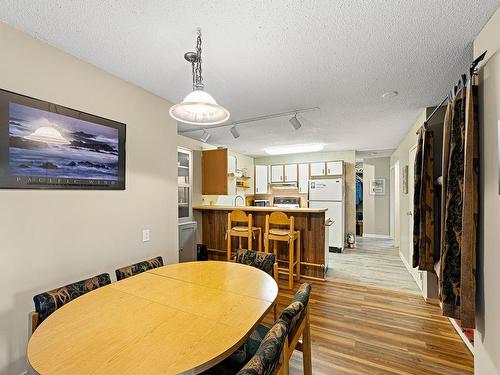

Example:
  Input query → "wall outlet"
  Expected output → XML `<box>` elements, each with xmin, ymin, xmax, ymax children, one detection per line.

<box><xmin>142</xmin><ymin>229</ymin><xmax>150</xmax><ymax>242</ymax></box>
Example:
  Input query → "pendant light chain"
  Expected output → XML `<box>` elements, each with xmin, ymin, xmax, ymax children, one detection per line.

<box><xmin>192</xmin><ymin>29</ymin><xmax>204</xmax><ymax>90</ymax></box>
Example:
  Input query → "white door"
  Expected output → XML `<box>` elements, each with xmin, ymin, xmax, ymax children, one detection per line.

<box><xmin>309</xmin><ymin>200</ymin><xmax>344</xmax><ymax>248</ymax></box>
<box><xmin>310</xmin><ymin>162</ymin><xmax>326</xmax><ymax>176</ymax></box>
<box><xmin>326</xmin><ymin>161</ymin><xmax>343</xmax><ymax>176</ymax></box>
<box><xmin>255</xmin><ymin>165</ymin><xmax>268</xmax><ymax>194</ymax></box>
<box><xmin>408</xmin><ymin>145</ymin><xmax>423</xmax><ymax>290</ymax></box>
<box><xmin>298</xmin><ymin>163</ymin><xmax>309</xmax><ymax>193</ymax></box>
<box><xmin>271</xmin><ymin>165</ymin><xmax>284</xmax><ymax>182</ymax></box>
<box><xmin>284</xmin><ymin>164</ymin><xmax>297</xmax><ymax>182</ymax></box>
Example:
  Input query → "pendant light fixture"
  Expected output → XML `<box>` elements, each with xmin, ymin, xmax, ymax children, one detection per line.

<box><xmin>169</xmin><ymin>29</ymin><xmax>230</xmax><ymax>126</ymax></box>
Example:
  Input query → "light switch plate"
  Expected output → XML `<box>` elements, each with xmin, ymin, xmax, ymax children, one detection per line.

<box><xmin>142</xmin><ymin>229</ymin><xmax>150</xmax><ymax>242</ymax></box>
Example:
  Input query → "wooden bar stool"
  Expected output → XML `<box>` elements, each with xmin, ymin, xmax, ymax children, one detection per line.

<box><xmin>226</xmin><ymin>210</ymin><xmax>262</xmax><ymax>261</ymax></box>
<box><xmin>264</xmin><ymin>211</ymin><xmax>301</xmax><ymax>289</ymax></box>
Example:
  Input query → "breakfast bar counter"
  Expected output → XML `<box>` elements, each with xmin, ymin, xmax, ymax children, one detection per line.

<box><xmin>193</xmin><ymin>205</ymin><xmax>328</xmax><ymax>279</ymax></box>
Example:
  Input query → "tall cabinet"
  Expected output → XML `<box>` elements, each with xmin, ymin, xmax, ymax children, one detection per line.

<box><xmin>177</xmin><ymin>147</ymin><xmax>197</xmax><ymax>262</ymax></box>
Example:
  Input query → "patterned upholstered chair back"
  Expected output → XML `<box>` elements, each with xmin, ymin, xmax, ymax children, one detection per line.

<box><xmin>235</xmin><ymin>249</ymin><xmax>276</xmax><ymax>277</ymax></box>
<box><xmin>237</xmin><ymin>319</ymin><xmax>289</xmax><ymax>375</ymax></box>
<box><xmin>281</xmin><ymin>283</ymin><xmax>311</xmax><ymax>339</ymax></box>
<box><xmin>33</xmin><ymin>273</ymin><xmax>111</xmax><ymax>325</ymax></box>
<box><xmin>115</xmin><ymin>256</ymin><xmax>164</xmax><ymax>281</ymax></box>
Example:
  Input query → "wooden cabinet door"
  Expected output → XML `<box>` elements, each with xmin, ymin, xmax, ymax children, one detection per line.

<box><xmin>202</xmin><ymin>149</ymin><xmax>228</xmax><ymax>195</ymax></box>
<box><xmin>284</xmin><ymin>164</ymin><xmax>297</xmax><ymax>182</ymax></box>
<box><xmin>298</xmin><ymin>163</ymin><xmax>309</xmax><ymax>193</ymax></box>
<box><xmin>271</xmin><ymin>165</ymin><xmax>284</xmax><ymax>182</ymax></box>
<box><xmin>310</xmin><ymin>162</ymin><xmax>326</xmax><ymax>176</ymax></box>
<box><xmin>326</xmin><ymin>161</ymin><xmax>343</xmax><ymax>176</ymax></box>
<box><xmin>255</xmin><ymin>165</ymin><xmax>269</xmax><ymax>194</ymax></box>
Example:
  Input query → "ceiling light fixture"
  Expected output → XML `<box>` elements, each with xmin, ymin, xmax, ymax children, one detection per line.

<box><xmin>264</xmin><ymin>144</ymin><xmax>323</xmax><ymax>156</ymax></box>
<box><xmin>289</xmin><ymin>114</ymin><xmax>302</xmax><ymax>130</ymax></box>
<box><xmin>382</xmin><ymin>91</ymin><xmax>399</xmax><ymax>99</ymax></box>
<box><xmin>169</xmin><ymin>29</ymin><xmax>230</xmax><ymax>126</ymax></box>
<box><xmin>199</xmin><ymin>129</ymin><xmax>211</xmax><ymax>143</ymax></box>
<box><xmin>24</xmin><ymin>119</ymin><xmax>70</xmax><ymax>145</ymax></box>
<box><xmin>229</xmin><ymin>126</ymin><xmax>240</xmax><ymax>139</ymax></box>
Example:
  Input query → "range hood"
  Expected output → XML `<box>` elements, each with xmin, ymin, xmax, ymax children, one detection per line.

<box><xmin>270</xmin><ymin>182</ymin><xmax>298</xmax><ymax>189</ymax></box>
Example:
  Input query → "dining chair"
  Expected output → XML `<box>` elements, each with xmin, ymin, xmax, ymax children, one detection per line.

<box><xmin>235</xmin><ymin>248</ymin><xmax>279</xmax><ymax>320</ymax></box>
<box><xmin>226</xmin><ymin>210</ymin><xmax>263</xmax><ymax>261</ymax></box>
<box><xmin>30</xmin><ymin>273</ymin><xmax>111</xmax><ymax>334</ymax></box>
<box><xmin>206</xmin><ymin>283</ymin><xmax>312</xmax><ymax>375</ymax></box>
<box><xmin>115</xmin><ymin>255</ymin><xmax>164</xmax><ymax>281</ymax></box>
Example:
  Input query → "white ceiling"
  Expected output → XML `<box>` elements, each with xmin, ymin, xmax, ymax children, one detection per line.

<box><xmin>0</xmin><ymin>1</ymin><xmax>498</xmax><ymax>156</ymax></box>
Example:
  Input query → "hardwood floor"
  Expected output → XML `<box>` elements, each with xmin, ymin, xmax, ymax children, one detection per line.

<box><xmin>328</xmin><ymin>237</ymin><xmax>420</xmax><ymax>294</ymax></box>
<box><xmin>265</xmin><ymin>278</ymin><xmax>473</xmax><ymax>374</ymax></box>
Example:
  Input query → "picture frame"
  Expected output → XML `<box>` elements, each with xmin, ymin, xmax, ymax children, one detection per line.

<box><xmin>369</xmin><ymin>178</ymin><xmax>385</xmax><ymax>195</ymax></box>
<box><xmin>0</xmin><ymin>89</ymin><xmax>126</xmax><ymax>190</ymax></box>
<box><xmin>402</xmin><ymin>165</ymin><xmax>408</xmax><ymax>194</ymax></box>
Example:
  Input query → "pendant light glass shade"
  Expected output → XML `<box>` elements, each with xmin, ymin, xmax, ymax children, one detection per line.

<box><xmin>169</xmin><ymin>90</ymin><xmax>230</xmax><ymax>125</ymax></box>
<box><xmin>25</xmin><ymin>125</ymin><xmax>70</xmax><ymax>144</ymax></box>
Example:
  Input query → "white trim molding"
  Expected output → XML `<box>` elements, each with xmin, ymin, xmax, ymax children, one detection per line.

<box><xmin>362</xmin><ymin>233</ymin><xmax>391</xmax><ymax>239</ymax></box>
<box><xmin>399</xmin><ymin>251</ymin><xmax>423</xmax><ymax>291</ymax></box>
<box><xmin>449</xmin><ymin>318</ymin><xmax>474</xmax><ymax>355</ymax></box>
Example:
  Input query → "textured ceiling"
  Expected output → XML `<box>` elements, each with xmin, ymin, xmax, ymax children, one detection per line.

<box><xmin>0</xmin><ymin>1</ymin><xmax>498</xmax><ymax>156</ymax></box>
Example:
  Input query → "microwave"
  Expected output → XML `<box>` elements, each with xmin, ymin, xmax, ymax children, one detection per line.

<box><xmin>254</xmin><ymin>199</ymin><xmax>270</xmax><ymax>207</ymax></box>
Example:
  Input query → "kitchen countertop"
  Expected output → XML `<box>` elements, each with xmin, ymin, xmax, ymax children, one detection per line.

<box><xmin>193</xmin><ymin>205</ymin><xmax>327</xmax><ymax>213</ymax></box>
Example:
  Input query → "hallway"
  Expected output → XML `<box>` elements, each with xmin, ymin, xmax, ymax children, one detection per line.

<box><xmin>327</xmin><ymin>237</ymin><xmax>420</xmax><ymax>293</ymax></box>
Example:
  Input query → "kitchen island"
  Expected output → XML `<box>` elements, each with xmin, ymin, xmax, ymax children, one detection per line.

<box><xmin>193</xmin><ymin>205</ymin><xmax>328</xmax><ymax>279</ymax></box>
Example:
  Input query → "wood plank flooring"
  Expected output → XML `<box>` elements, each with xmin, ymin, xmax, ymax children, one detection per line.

<box><xmin>264</xmin><ymin>279</ymin><xmax>473</xmax><ymax>375</ymax></box>
<box><xmin>328</xmin><ymin>237</ymin><xmax>420</xmax><ymax>293</ymax></box>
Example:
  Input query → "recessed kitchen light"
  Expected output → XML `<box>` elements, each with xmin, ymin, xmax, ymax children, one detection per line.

<box><xmin>382</xmin><ymin>91</ymin><xmax>399</xmax><ymax>99</ymax></box>
<box><xmin>264</xmin><ymin>144</ymin><xmax>324</xmax><ymax>155</ymax></box>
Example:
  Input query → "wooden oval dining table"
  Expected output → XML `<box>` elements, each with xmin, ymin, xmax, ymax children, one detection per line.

<box><xmin>27</xmin><ymin>261</ymin><xmax>278</xmax><ymax>375</ymax></box>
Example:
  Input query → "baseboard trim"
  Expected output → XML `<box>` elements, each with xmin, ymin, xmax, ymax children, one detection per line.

<box><xmin>399</xmin><ymin>251</ymin><xmax>423</xmax><ymax>291</ymax></box>
<box><xmin>362</xmin><ymin>234</ymin><xmax>392</xmax><ymax>239</ymax></box>
<box><xmin>449</xmin><ymin>318</ymin><xmax>474</xmax><ymax>355</ymax></box>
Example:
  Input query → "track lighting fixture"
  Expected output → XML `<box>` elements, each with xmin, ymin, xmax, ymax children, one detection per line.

<box><xmin>230</xmin><ymin>126</ymin><xmax>240</xmax><ymax>139</ymax></box>
<box><xmin>289</xmin><ymin>114</ymin><xmax>302</xmax><ymax>130</ymax></box>
<box><xmin>200</xmin><ymin>130</ymin><xmax>211</xmax><ymax>143</ymax></box>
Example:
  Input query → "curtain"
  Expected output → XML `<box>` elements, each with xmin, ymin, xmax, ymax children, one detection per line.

<box><xmin>412</xmin><ymin>128</ymin><xmax>435</xmax><ymax>271</ymax></box>
<box><xmin>440</xmin><ymin>82</ymin><xmax>478</xmax><ymax>328</ymax></box>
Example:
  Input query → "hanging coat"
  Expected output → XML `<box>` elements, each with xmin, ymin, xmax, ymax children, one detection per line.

<box><xmin>440</xmin><ymin>83</ymin><xmax>478</xmax><ymax>328</ymax></box>
<box><xmin>412</xmin><ymin>128</ymin><xmax>435</xmax><ymax>271</ymax></box>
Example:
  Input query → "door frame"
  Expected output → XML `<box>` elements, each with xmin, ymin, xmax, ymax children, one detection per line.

<box><xmin>390</xmin><ymin>161</ymin><xmax>400</xmax><ymax>247</ymax></box>
<box><xmin>408</xmin><ymin>144</ymin><xmax>423</xmax><ymax>290</ymax></box>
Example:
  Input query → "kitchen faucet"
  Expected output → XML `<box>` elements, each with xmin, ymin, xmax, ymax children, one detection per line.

<box><xmin>234</xmin><ymin>195</ymin><xmax>245</xmax><ymax>207</ymax></box>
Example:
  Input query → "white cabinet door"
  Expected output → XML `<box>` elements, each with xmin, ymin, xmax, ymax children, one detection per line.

<box><xmin>326</xmin><ymin>161</ymin><xmax>343</xmax><ymax>176</ymax></box>
<box><xmin>284</xmin><ymin>164</ymin><xmax>297</xmax><ymax>182</ymax></box>
<box><xmin>310</xmin><ymin>162</ymin><xmax>326</xmax><ymax>176</ymax></box>
<box><xmin>255</xmin><ymin>165</ymin><xmax>269</xmax><ymax>194</ymax></box>
<box><xmin>298</xmin><ymin>163</ymin><xmax>309</xmax><ymax>193</ymax></box>
<box><xmin>271</xmin><ymin>165</ymin><xmax>284</xmax><ymax>182</ymax></box>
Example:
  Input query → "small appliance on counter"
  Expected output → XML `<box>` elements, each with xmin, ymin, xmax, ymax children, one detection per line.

<box><xmin>273</xmin><ymin>196</ymin><xmax>300</xmax><ymax>208</ymax></box>
<box><xmin>253</xmin><ymin>199</ymin><xmax>270</xmax><ymax>207</ymax></box>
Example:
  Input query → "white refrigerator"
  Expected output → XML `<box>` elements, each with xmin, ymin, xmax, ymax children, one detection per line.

<box><xmin>308</xmin><ymin>178</ymin><xmax>345</xmax><ymax>251</ymax></box>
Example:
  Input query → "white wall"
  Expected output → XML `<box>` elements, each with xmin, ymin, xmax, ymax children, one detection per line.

<box><xmin>0</xmin><ymin>23</ymin><xmax>178</xmax><ymax>375</ymax></box>
<box><xmin>474</xmin><ymin>6</ymin><xmax>500</xmax><ymax>375</ymax></box>
<box><xmin>362</xmin><ymin>157</ymin><xmax>391</xmax><ymax>237</ymax></box>
<box><xmin>255</xmin><ymin>150</ymin><xmax>357</xmax><ymax>235</ymax></box>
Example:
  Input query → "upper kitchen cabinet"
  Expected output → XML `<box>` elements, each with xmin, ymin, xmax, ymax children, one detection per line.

<box><xmin>326</xmin><ymin>161</ymin><xmax>343</xmax><ymax>175</ymax></box>
<box><xmin>255</xmin><ymin>165</ymin><xmax>269</xmax><ymax>194</ymax></box>
<box><xmin>310</xmin><ymin>161</ymin><xmax>344</xmax><ymax>177</ymax></box>
<box><xmin>310</xmin><ymin>162</ymin><xmax>326</xmax><ymax>176</ymax></box>
<box><xmin>298</xmin><ymin>163</ymin><xmax>309</xmax><ymax>193</ymax></box>
<box><xmin>284</xmin><ymin>164</ymin><xmax>298</xmax><ymax>182</ymax></box>
<box><xmin>202</xmin><ymin>148</ymin><xmax>229</xmax><ymax>195</ymax></box>
<box><xmin>270</xmin><ymin>165</ymin><xmax>284</xmax><ymax>182</ymax></box>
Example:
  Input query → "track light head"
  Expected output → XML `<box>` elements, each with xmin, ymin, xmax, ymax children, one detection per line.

<box><xmin>200</xmin><ymin>130</ymin><xmax>211</xmax><ymax>143</ymax></box>
<box><xmin>230</xmin><ymin>126</ymin><xmax>240</xmax><ymax>139</ymax></box>
<box><xmin>289</xmin><ymin>115</ymin><xmax>302</xmax><ymax>130</ymax></box>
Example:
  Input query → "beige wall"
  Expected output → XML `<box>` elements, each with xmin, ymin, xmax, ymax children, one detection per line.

<box><xmin>474</xmin><ymin>7</ymin><xmax>500</xmax><ymax>375</ymax></box>
<box><xmin>255</xmin><ymin>150</ymin><xmax>356</xmax><ymax>236</ymax></box>
<box><xmin>0</xmin><ymin>23</ymin><xmax>178</xmax><ymax>374</ymax></box>
<box><xmin>362</xmin><ymin>157</ymin><xmax>391</xmax><ymax>236</ymax></box>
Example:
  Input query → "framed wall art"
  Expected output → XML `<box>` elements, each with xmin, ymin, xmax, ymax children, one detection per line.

<box><xmin>0</xmin><ymin>89</ymin><xmax>126</xmax><ymax>189</ymax></box>
<box><xmin>369</xmin><ymin>178</ymin><xmax>385</xmax><ymax>195</ymax></box>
